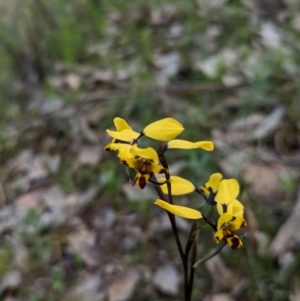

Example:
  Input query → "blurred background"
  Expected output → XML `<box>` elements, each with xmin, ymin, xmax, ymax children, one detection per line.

<box><xmin>0</xmin><ymin>0</ymin><xmax>300</xmax><ymax>300</ymax></box>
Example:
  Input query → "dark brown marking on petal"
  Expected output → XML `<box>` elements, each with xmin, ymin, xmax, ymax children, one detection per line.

<box><xmin>139</xmin><ymin>165</ymin><xmax>146</xmax><ymax>173</ymax></box>
<box><xmin>221</xmin><ymin>203</ymin><xmax>227</xmax><ymax>213</ymax></box>
<box><xmin>139</xmin><ymin>161</ymin><xmax>150</xmax><ymax>173</ymax></box>
<box><xmin>207</xmin><ymin>192</ymin><xmax>216</xmax><ymax>206</ymax></box>
<box><xmin>241</xmin><ymin>220</ymin><xmax>247</xmax><ymax>227</ymax></box>
<box><xmin>121</xmin><ymin>160</ymin><xmax>129</xmax><ymax>166</ymax></box>
<box><xmin>138</xmin><ymin>164</ymin><xmax>148</xmax><ymax>175</ymax></box>
<box><xmin>139</xmin><ymin>176</ymin><xmax>147</xmax><ymax>189</ymax></box>
<box><xmin>223</xmin><ymin>228</ymin><xmax>234</xmax><ymax>238</ymax></box>
<box><xmin>115</xmin><ymin>139</ymin><xmax>129</xmax><ymax>144</ymax></box>
<box><xmin>229</xmin><ymin>236</ymin><xmax>240</xmax><ymax>249</ymax></box>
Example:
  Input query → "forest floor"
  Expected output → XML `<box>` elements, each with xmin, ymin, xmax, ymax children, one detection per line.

<box><xmin>0</xmin><ymin>1</ymin><xmax>300</xmax><ymax>300</ymax></box>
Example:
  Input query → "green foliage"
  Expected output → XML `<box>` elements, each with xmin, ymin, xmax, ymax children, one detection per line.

<box><xmin>0</xmin><ymin>246</ymin><xmax>12</xmax><ymax>277</ymax></box>
<box><xmin>57</xmin><ymin>165</ymin><xmax>75</xmax><ymax>193</ymax></box>
<box><xmin>51</xmin><ymin>265</ymin><xmax>64</xmax><ymax>293</ymax></box>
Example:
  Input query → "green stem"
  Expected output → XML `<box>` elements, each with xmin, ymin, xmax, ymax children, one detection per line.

<box><xmin>193</xmin><ymin>241</ymin><xmax>227</xmax><ymax>268</ymax></box>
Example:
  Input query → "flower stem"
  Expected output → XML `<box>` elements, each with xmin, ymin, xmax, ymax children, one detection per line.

<box><xmin>186</xmin><ymin>223</ymin><xmax>198</xmax><ymax>301</ymax></box>
<box><xmin>152</xmin><ymin>182</ymin><xmax>189</xmax><ymax>299</ymax></box>
<box><xmin>155</xmin><ymin>149</ymin><xmax>191</xmax><ymax>301</ymax></box>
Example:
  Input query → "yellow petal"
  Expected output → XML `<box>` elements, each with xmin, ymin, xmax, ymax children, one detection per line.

<box><xmin>150</xmin><ymin>164</ymin><xmax>167</xmax><ymax>174</ymax></box>
<box><xmin>143</xmin><ymin>118</ymin><xmax>184</xmax><ymax>141</ymax></box>
<box><xmin>228</xmin><ymin>215</ymin><xmax>246</xmax><ymax>231</ymax></box>
<box><xmin>217</xmin><ymin>213</ymin><xmax>245</xmax><ymax>231</ymax></box>
<box><xmin>168</xmin><ymin>140</ymin><xmax>214</xmax><ymax>151</ymax></box>
<box><xmin>104</xmin><ymin>141</ymin><xmax>113</xmax><ymax>151</ymax></box>
<box><xmin>154</xmin><ymin>199</ymin><xmax>202</xmax><ymax>219</ymax></box>
<box><xmin>217</xmin><ymin>213</ymin><xmax>235</xmax><ymax>230</ymax></box>
<box><xmin>120</xmin><ymin>158</ymin><xmax>139</xmax><ymax>169</ymax></box>
<box><xmin>214</xmin><ymin>229</ymin><xmax>225</xmax><ymax>243</ymax></box>
<box><xmin>130</xmin><ymin>145</ymin><xmax>159</xmax><ymax>164</ymax></box>
<box><xmin>216</xmin><ymin>199</ymin><xmax>244</xmax><ymax>217</ymax></box>
<box><xmin>228</xmin><ymin>199</ymin><xmax>244</xmax><ymax>217</ymax></box>
<box><xmin>215</xmin><ymin>179</ymin><xmax>239</xmax><ymax>204</ymax></box>
<box><xmin>113</xmin><ymin>117</ymin><xmax>132</xmax><ymax>131</ymax></box>
<box><xmin>108</xmin><ymin>143</ymin><xmax>133</xmax><ymax>159</ymax></box>
<box><xmin>158</xmin><ymin>176</ymin><xmax>195</xmax><ymax>195</ymax></box>
<box><xmin>106</xmin><ymin>129</ymin><xmax>140</xmax><ymax>141</ymax></box>
<box><xmin>205</xmin><ymin>173</ymin><xmax>223</xmax><ymax>193</ymax></box>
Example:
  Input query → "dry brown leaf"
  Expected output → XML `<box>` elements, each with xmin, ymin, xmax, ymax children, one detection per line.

<box><xmin>153</xmin><ymin>264</ymin><xmax>180</xmax><ymax>296</ymax></box>
<box><xmin>79</xmin><ymin>117</ymin><xmax>99</xmax><ymax>143</ymax></box>
<box><xmin>67</xmin><ymin>224</ymin><xmax>99</xmax><ymax>267</ymax></box>
<box><xmin>0</xmin><ymin>270</ymin><xmax>21</xmax><ymax>294</ymax></box>
<box><xmin>269</xmin><ymin>184</ymin><xmax>300</xmax><ymax>257</ymax></box>
<box><xmin>76</xmin><ymin>146</ymin><xmax>102</xmax><ymax>167</ymax></box>
<box><xmin>65</xmin><ymin>73</ymin><xmax>81</xmax><ymax>91</ymax></box>
<box><xmin>122</xmin><ymin>183</ymin><xmax>156</xmax><ymax>201</ymax></box>
<box><xmin>15</xmin><ymin>190</ymin><xmax>44</xmax><ymax>215</ymax></box>
<box><xmin>219</xmin><ymin>148</ymin><xmax>297</xmax><ymax>202</ymax></box>
<box><xmin>290</xmin><ymin>280</ymin><xmax>300</xmax><ymax>301</ymax></box>
<box><xmin>205</xmin><ymin>254</ymin><xmax>237</xmax><ymax>289</ymax></box>
<box><xmin>203</xmin><ymin>293</ymin><xmax>235</xmax><ymax>301</ymax></box>
<box><xmin>108</xmin><ymin>269</ymin><xmax>139</xmax><ymax>301</ymax></box>
<box><xmin>243</xmin><ymin>161</ymin><xmax>297</xmax><ymax>202</ymax></box>
<box><xmin>65</xmin><ymin>273</ymin><xmax>104</xmax><ymax>301</ymax></box>
<box><xmin>248</xmin><ymin>106</ymin><xmax>285</xmax><ymax>141</ymax></box>
<box><xmin>228</xmin><ymin>114</ymin><xmax>264</xmax><ymax>134</ymax></box>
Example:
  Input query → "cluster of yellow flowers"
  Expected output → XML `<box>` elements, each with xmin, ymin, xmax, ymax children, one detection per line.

<box><xmin>105</xmin><ymin>117</ymin><xmax>246</xmax><ymax>249</ymax></box>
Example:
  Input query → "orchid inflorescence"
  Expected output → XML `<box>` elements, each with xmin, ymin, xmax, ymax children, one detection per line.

<box><xmin>105</xmin><ymin>117</ymin><xmax>247</xmax><ymax>301</ymax></box>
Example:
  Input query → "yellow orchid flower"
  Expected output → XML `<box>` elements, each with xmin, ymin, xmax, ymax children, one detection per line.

<box><xmin>105</xmin><ymin>117</ymin><xmax>140</xmax><ymax>152</ymax></box>
<box><xmin>214</xmin><ymin>213</ymin><xmax>246</xmax><ymax>249</ymax></box>
<box><xmin>214</xmin><ymin>178</ymin><xmax>240</xmax><ymax>204</ymax></box>
<box><xmin>143</xmin><ymin>118</ymin><xmax>184</xmax><ymax>141</ymax></box>
<box><xmin>167</xmin><ymin>140</ymin><xmax>214</xmax><ymax>151</ymax></box>
<box><xmin>199</xmin><ymin>173</ymin><xmax>223</xmax><ymax>197</ymax></box>
<box><xmin>157</xmin><ymin>176</ymin><xmax>195</xmax><ymax>195</ymax></box>
<box><xmin>121</xmin><ymin>146</ymin><xmax>166</xmax><ymax>189</ymax></box>
<box><xmin>217</xmin><ymin>213</ymin><xmax>246</xmax><ymax>231</ymax></box>
<box><xmin>199</xmin><ymin>175</ymin><xmax>245</xmax><ymax>220</ymax></box>
<box><xmin>154</xmin><ymin>199</ymin><xmax>202</xmax><ymax>219</ymax></box>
